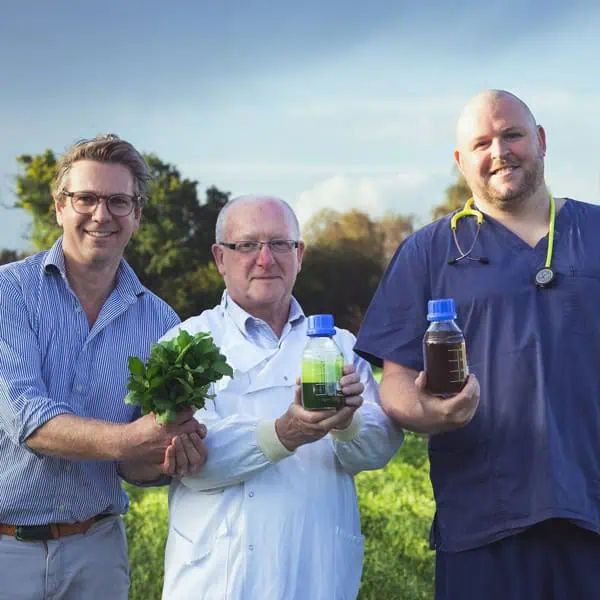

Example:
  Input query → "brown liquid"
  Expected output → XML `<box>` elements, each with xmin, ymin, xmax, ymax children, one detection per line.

<box><xmin>424</xmin><ymin>338</ymin><xmax>468</xmax><ymax>396</ymax></box>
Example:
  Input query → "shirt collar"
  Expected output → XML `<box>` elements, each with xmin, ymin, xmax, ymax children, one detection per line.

<box><xmin>43</xmin><ymin>236</ymin><xmax>145</xmax><ymax>301</ymax></box>
<box><xmin>221</xmin><ymin>290</ymin><xmax>305</xmax><ymax>337</ymax></box>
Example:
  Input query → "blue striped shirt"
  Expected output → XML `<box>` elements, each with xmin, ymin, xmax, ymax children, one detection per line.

<box><xmin>0</xmin><ymin>237</ymin><xmax>180</xmax><ymax>525</ymax></box>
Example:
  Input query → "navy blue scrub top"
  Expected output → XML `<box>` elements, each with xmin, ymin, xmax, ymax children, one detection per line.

<box><xmin>355</xmin><ymin>199</ymin><xmax>600</xmax><ymax>552</ymax></box>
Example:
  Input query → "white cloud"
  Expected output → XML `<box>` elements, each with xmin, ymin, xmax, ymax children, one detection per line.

<box><xmin>293</xmin><ymin>168</ymin><xmax>453</xmax><ymax>230</ymax></box>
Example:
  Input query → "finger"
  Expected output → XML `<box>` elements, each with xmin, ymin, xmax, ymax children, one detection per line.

<box><xmin>339</xmin><ymin>371</ymin><xmax>360</xmax><ymax>388</ymax></box>
<box><xmin>174</xmin><ymin>435</ymin><xmax>190</xmax><ymax>477</ymax></box>
<box><xmin>340</xmin><ymin>381</ymin><xmax>364</xmax><ymax>397</ymax></box>
<box><xmin>340</xmin><ymin>394</ymin><xmax>363</xmax><ymax>409</ymax></box>
<box><xmin>414</xmin><ymin>371</ymin><xmax>427</xmax><ymax>391</ymax></box>
<box><xmin>195</xmin><ymin>423</ymin><xmax>208</xmax><ymax>439</ymax></box>
<box><xmin>178</xmin><ymin>418</ymin><xmax>204</xmax><ymax>436</ymax></box>
<box><xmin>184</xmin><ymin>432</ymin><xmax>208</xmax><ymax>473</ymax></box>
<box><xmin>161</xmin><ymin>443</ymin><xmax>177</xmax><ymax>477</ymax></box>
<box><xmin>294</xmin><ymin>385</ymin><xmax>303</xmax><ymax>406</ymax></box>
<box><xmin>173</xmin><ymin>406</ymin><xmax>195</xmax><ymax>425</ymax></box>
<box><xmin>319</xmin><ymin>406</ymin><xmax>357</xmax><ymax>430</ymax></box>
<box><xmin>342</xmin><ymin>364</ymin><xmax>356</xmax><ymax>376</ymax></box>
<box><xmin>290</xmin><ymin>403</ymin><xmax>338</xmax><ymax>424</ymax></box>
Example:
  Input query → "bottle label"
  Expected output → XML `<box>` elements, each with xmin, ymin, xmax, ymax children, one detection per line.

<box><xmin>301</xmin><ymin>358</ymin><xmax>344</xmax><ymax>410</ymax></box>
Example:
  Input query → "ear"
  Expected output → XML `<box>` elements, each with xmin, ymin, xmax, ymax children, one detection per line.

<box><xmin>296</xmin><ymin>241</ymin><xmax>305</xmax><ymax>274</ymax></box>
<box><xmin>211</xmin><ymin>243</ymin><xmax>226</xmax><ymax>276</ymax></box>
<box><xmin>536</xmin><ymin>125</ymin><xmax>547</xmax><ymax>156</ymax></box>
<box><xmin>453</xmin><ymin>149</ymin><xmax>464</xmax><ymax>174</ymax></box>
<box><xmin>55</xmin><ymin>196</ymin><xmax>65</xmax><ymax>227</ymax></box>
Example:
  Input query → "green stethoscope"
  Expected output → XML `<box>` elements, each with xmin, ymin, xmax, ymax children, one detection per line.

<box><xmin>449</xmin><ymin>192</ymin><xmax>557</xmax><ymax>288</ymax></box>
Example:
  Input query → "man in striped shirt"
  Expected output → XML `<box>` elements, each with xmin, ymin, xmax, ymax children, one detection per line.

<box><xmin>0</xmin><ymin>135</ymin><xmax>207</xmax><ymax>600</ymax></box>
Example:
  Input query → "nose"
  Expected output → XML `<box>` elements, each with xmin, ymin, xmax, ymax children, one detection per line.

<box><xmin>490</xmin><ymin>137</ymin><xmax>509</xmax><ymax>159</ymax></box>
<box><xmin>91</xmin><ymin>198</ymin><xmax>112</xmax><ymax>222</ymax></box>
<box><xmin>255</xmin><ymin>242</ymin><xmax>275</xmax><ymax>267</ymax></box>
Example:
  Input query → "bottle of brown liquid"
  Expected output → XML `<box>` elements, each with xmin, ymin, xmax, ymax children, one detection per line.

<box><xmin>423</xmin><ymin>298</ymin><xmax>469</xmax><ymax>396</ymax></box>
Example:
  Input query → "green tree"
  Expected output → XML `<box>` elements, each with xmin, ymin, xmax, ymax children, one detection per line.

<box><xmin>0</xmin><ymin>249</ymin><xmax>28</xmax><ymax>266</ymax></box>
<box><xmin>431</xmin><ymin>169</ymin><xmax>471</xmax><ymax>221</ymax></box>
<box><xmin>296</xmin><ymin>208</ymin><xmax>413</xmax><ymax>332</ymax></box>
<box><xmin>14</xmin><ymin>151</ymin><xmax>58</xmax><ymax>250</ymax></box>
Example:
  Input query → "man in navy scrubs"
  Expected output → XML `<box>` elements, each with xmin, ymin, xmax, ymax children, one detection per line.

<box><xmin>355</xmin><ymin>89</ymin><xmax>600</xmax><ymax>599</ymax></box>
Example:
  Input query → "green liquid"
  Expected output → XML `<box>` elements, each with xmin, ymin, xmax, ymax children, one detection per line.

<box><xmin>301</xmin><ymin>357</ymin><xmax>344</xmax><ymax>410</ymax></box>
<box><xmin>301</xmin><ymin>383</ymin><xmax>343</xmax><ymax>410</ymax></box>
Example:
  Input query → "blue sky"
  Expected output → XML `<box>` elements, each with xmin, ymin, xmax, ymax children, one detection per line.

<box><xmin>2</xmin><ymin>0</ymin><xmax>600</xmax><ymax>250</ymax></box>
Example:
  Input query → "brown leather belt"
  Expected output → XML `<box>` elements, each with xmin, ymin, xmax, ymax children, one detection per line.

<box><xmin>0</xmin><ymin>513</ymin><xmax>112</xmax><ymax>541</ymax></box>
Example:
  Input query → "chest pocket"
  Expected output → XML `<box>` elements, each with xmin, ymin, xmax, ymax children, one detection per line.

<box><xmin>562</xmin><ymin>267</ymin><xmax>600</xmax><ymax>337</ymax></box>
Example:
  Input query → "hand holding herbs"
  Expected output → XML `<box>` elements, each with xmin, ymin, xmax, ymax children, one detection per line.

<box><xmin>125</xmin><ymin>330</ymin><xmax>233</xmax><ymax>425</ymax></box>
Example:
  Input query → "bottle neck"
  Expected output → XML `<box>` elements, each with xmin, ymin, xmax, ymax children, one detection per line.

<box><xmin>427</xmin><ymin>318</ymin><xmax>461</xmax><ymax>332</ymax></box>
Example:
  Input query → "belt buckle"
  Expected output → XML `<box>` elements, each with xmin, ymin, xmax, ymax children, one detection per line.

<box><xmin>15</xmin><ymin>525</ymin><xmax>53</xmax><ymax>542</ymax></box>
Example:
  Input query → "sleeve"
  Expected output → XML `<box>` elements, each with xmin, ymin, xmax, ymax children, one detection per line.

<box><xmin>354</xmin><ymin>233</ymin><xmax>432</xmax><ymax>370</ymax></box>
<box><xmin>330</xmin><ymin>335</ymin><xmax>405</xmax><ymax>475</ymax></box>
<box><xmin>179</xmin><ymin>395</ymin><xmax>294</xmax><ymax>492</ymax></box>
<box><xmin>0</xmin><ymin>273</ymin><xmax>74</xmax><ymax>450</ymax></box>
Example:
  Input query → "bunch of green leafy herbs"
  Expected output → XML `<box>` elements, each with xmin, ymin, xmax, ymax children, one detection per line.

<box><xmin>125</xmin><ymin>329</ymin><xmax>233</xmax><ymax>424</ymax></box>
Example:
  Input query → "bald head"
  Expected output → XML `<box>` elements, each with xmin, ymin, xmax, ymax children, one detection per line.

<box><xmin>456</xmin><ymin>90</ymin><xmax>538</xmax><ymax>147</ymax></box>
<box><xmin>453</xmin><ymin>89</ymin><xmax>547</xmax><ymax>210</ymax></box>
<box><xmin>215</xmin><ymin>194</ymin><xmax>301</xmax><ymax>243</ymax></box>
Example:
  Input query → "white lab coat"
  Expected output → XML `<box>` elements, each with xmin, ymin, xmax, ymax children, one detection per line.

<box><xmin>161</xmin><ymin>300</ymin><xmax>403</xmax><ymax>600</ymax></box>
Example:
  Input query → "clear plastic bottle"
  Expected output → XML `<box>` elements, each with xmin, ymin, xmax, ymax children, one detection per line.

<box><xmin>301</xmin><ymin>314</ymin><xmax>345</xmax><ymax>411</ymax></box>
<box><xmin>423</xmin><ymin>298</ymin><xmax>469</xmax><ymax>396</ymax></box>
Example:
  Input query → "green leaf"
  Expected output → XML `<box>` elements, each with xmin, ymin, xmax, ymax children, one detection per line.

<box><xmin>128</xmin><ymin>357</ymin><xmax>146</xmax><ymax>377</ymax></box>
<box><xmin>125</xmin><ymin>329</ymin><xmax>233</xmax><ymax>423</ymax></box>
<box><xmin>212</xmin><ymin>361</ymin><xmax>233</xmax><ymax>377</ymax></box>
<box><xmin>124</xmin><ymin>391</ymin><xmax>139</xmax><ymax>405</ymax></box>
<box><xmin>149</xmin><ymin>376</ymin><xmax>166</xmax><ymax>390</ymax></box>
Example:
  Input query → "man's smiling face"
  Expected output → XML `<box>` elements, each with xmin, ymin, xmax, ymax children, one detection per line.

<box><xmin>55</xmin><ymin>160</ymin><xmax>141</xmax><ymax>269</ymax></box>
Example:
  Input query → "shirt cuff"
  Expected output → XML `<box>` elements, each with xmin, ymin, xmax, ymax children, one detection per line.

<box><xmin>330</xmin><ymin>412</ymin><xmax>362</xmax><ymax>442</ymax></box>
<box><xmin>256</xmin><ymin>420</ymin><xmax>295</xmax><ymax>463</ymax></box>
<box><xmin>116</xmin><ymin>463</ymin><xmax>172</xmax><ymax>487</ymax></box>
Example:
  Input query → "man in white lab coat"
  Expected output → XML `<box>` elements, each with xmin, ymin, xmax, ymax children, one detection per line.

<box><xmin>161</xmin><ymin>194</ymin><xmax>403</xmax><ymax>600</ymax></box>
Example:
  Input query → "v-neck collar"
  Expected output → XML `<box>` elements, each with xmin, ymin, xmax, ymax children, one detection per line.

<box><xmin>474</xmin><ymin>198</ymin><xmax>570</xmax><ymax>257</ymax></box>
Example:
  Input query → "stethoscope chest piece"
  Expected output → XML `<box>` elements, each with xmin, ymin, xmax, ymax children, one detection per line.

<box><xmin>534</xmin><ymin>267</ymin><xmax>555</xmax><ymax>288</ymax></box>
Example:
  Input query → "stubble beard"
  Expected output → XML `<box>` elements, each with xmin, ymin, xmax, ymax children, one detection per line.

<box><xmin>479</xmin><ymin>156</ymin><xmax>545</xmax><ymax>211</ymax></box>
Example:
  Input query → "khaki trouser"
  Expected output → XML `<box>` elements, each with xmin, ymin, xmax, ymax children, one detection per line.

<box><xmin>0</xmin><ymin>515</ymin><xmax>129</xmax><ymax>600</ymax></box>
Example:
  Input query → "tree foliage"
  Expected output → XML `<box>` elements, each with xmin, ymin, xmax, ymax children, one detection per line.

<box><xmin>0</xmin><ymin>249</ymin><xmax>28</xmax><ymax>266</ymax></box>
<box><xmin>431</xmin><ymin>169</ymin><xmax>471</xmax><ymax>221</ymax></box>
<box><xmin>297</xmin><ymin>208</ymin><xmax>414</xmax><ymax>332</ymax></box>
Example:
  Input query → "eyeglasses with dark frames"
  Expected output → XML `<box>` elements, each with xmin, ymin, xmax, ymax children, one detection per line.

<box><xmin>219</xmin><ymin>240</ymin><xmax>300</xmax><ymax>254</ymax></box>
<box><xmin>62</xmin><ymin>190</ymin><xmax>143</xmax><ymax>217</ymax></box>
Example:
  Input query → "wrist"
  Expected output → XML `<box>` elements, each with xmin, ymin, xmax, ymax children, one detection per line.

<box><xmin>268</xmin><ymin>419</ymin><xmax>297</xmax><ymax>457</ymax></box>
<box><xmin>112</xmin><ymin>422</ymin><xmax>132</xmax><ymax>461</ymax></box>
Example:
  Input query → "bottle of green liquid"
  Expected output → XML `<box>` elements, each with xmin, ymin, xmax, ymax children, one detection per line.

<box><xmin>301</xmin><ymin>314</ymin><xmax>345</xmax><ymax>411</ymax></box>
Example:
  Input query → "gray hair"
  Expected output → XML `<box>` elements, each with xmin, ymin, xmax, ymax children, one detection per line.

<box><xmin>53</xmin><ymin>133</ymin><xmax>151</xmax><ymax>205</ymax></box>
<box><xmin>215</xmin><ymin>194</ymin><xmax>301</xmax><ymax>242</ymax></box>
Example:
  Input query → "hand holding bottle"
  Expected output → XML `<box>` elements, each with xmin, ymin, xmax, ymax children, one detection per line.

<box><xmin>275</xmin><ymin>366</ymin><xmax>364</xmax><ymax>451</ymax></box>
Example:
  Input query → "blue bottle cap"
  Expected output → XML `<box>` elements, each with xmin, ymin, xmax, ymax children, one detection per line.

<box><xmin>306</xmin><ymin>314</ymin><xmax>336</xmax><ymax>336</ymax></box>
<box><xmin>427</xmin><ymin>298</ymin><xmax>457</xmax><ymax>322</ymax></box>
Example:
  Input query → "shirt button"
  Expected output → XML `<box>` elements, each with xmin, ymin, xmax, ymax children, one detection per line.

<box><xmin>75</xmin><ymin>384</ymin><xmax>84</xmax><ymax>393</ymax></box>
<box><xmin>65</xmin><ymin>465</ymin><xmax>72</xmax><ymax>471</ymax></box>
<box><xmin>248</xmin><ymin>545</ymin><xmax>254</xmax><ymax>551</ymax></box>
<box><xmin>75</xmin><ymin>305</ymin><xmax>82</xmax><ymax>313</ymax></box>
<box><xmin>283</xmin><ymin>376</ymin><xmax>288</xmax><ymax>381</ymax></box>
<box><xmin>58</xmin><ymin>505</ymin><xmax>65</xmax><ymax>511</ymax></box>
<box><xmin>248</xmin><ymin>491</ymin><xmax>254</xmax><ymax>498</ymax></box>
